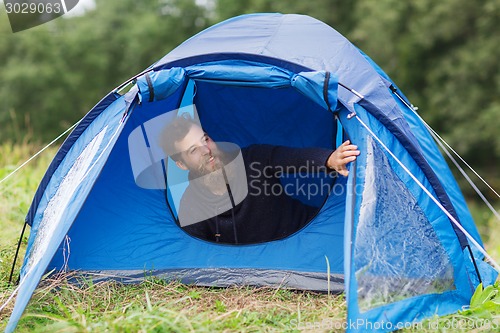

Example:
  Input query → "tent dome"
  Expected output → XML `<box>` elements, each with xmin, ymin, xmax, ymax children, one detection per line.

<box><xmin>6</xmin><ymin>13</ymin><xmax>497</xmax><ymax>333</ymax></box>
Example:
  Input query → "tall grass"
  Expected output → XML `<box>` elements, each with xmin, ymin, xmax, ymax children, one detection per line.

<box><xmin>0</xmin><ymin>142</ymin><xmax>499</xmax><ymax>332</ymax></box>
<box><xmin>1</xmin><ymin>274</ymin><xmax>347</xmax><ymax>333</ymax></box>
<box><xmin>0</xmin><ymin>141</ymin><xmax>57</xmax><ymax>246</ymax></box>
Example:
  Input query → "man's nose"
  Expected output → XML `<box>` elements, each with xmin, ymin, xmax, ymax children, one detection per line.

<box><xmin>200</xmin><ymin>144</ymin><xmax>211</xmax><ymax>155</ymax></box>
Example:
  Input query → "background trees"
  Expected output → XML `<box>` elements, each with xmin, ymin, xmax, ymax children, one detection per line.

<box><xmin>1</xmin><ymin>0</ymin><xmax>498</xmax><ymax>194</ymax></box>
<box><xmin>0</xmin><ymin>0</ymin><xmax>209</xmax><ymax>142</ymax></box>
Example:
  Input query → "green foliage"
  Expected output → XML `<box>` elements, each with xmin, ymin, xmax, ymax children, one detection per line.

<box><xmin>1</xmin><ymin>0</ymin><xmax>499</xmax><ymax>195</ymax></box>
<box><xmin>214</xmin><ymin>0</ymin><xmax>357</xmax><ymax>35</ymax></box>
<box><xmin>214</xmin><ymin>299</ymin><xmax>226</xmax><ymax>312</ymax></box>
<box><xmin>214</xmin><ymin>0</ymin><xmax>500</xmax><ymax>197</ymax></box>
<box><xmin>0</xmin><ymin>272</ymin><xmax>346</xmax><ymax>333</ymax></box>
<box><xmin>0</xmin><ymin>140</ymin><xmax>499</xmax><ymax>333</ymax></box>
<box><xmin>1</xmin><ymin>270</ymin><xmax>499</xmax><ymax>332</ymax></box>
<box><xmin>0</xmin><ymin>0</ymin><xmax>209</xmax><ymax>143</ymax></box>
<box><xmin>468</xmin><ymin>283</ymin><xmax>500</xmax><ymax>316</ymax></box>
<box><xmin>349</xmin><ymin>0</ymin><xmax>500</xmax><ymax>184</ymax></box>
<box><xmin>0</xmin><ymin>142</ymin><xmax>56</xmax><ymax>245</ymax></box>
<box><xmin>1</xmin><ymin>2</ymin><xmax>500</xmax><ymax>330</ymax></box>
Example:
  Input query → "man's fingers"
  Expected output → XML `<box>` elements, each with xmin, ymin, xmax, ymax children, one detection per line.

<box><xmin>338</xmin><ymin>146</ymin><xmax>360</xmax><ymax>160</ymax></box>
<box><xmin>344</xmin><ymin>144</ymin><xmax>358</xmax><ymax>150</ymax></box>
<box><xmin>341</xmin><ymin>140</ymin><xmax>351</xmax><ymax>146</ymax></box>
<box><xmin>328</xmin><ymin>140</ymin><xmax>359</xmax><ymax>177</ymax></box>
<box><xmin>344</xmin><ymin>156</ymin><xmax>357</xmax><ymax>163</ymax></box>
<box><xmin>341</xmin><ymin>149</ymin><xmax>360</xmax><ymax>157</ymax></box>
<box><xmin>339</xmin><ymin>143</ymin><xmax>358</xmax><ymax>152</ymax></box>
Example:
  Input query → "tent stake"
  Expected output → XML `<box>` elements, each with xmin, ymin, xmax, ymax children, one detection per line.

<box><xmin>9</xmin><ymin>222</ymin><xmax>27</xmax><ymax>285</ymax></box>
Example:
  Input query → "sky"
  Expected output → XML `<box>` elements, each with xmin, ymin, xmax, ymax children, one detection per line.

<box><xmin>65</xmin><ymin>0</ymin><xmax>96</xmax><ymax>17</ymax></box>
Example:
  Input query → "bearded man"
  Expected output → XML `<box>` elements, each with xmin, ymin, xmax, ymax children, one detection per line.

<box><xmin>160</xmin><ymin>115</ymin><xmax>359</xmax><ymax>244</ymax></box>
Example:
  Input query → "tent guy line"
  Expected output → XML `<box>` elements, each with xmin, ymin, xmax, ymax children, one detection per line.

<box><xmin>354</xmin><ymin>114</ymin><xmax>500</xmax><ymax>274</ymax></box>
<box><xmin>390</xmin><ymin>88</ymin><xmax>500</xmax><ymax>219</ymax></box>
<box><xmin>421</xmin><ymin>121</ymin><xmax>500</xmax><ymax>221</ymax></box>
<box><xmin>338</xmin><ymin>81</ymin><xmax>500</xmax><ymax>223</ymax></box>
<box><xmin>1</xmin><ymin>121</ymin><xmax>124</xmax><ymax>314</ymax></box>
<box><xmin>0</xmin><ymin>121</ymin><xmax>79</xmax><ymax>190</ymax></box>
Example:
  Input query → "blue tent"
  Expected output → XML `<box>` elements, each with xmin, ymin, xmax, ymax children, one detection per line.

<box><xmin>6</xmin><ymin>13</ymin><xmax>497</xmax><ymax>332</ymax></box>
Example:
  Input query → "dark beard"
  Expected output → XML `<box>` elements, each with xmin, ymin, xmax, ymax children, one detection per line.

<box><xmin>190</xmin><ymin>147</ymin><xmax>239</xmax><ymax>195</ymax></box>
<box><xmin>197</xmin><ymin>153</ymin><xmax>223</xmax><ymax>175</ymax></box>
<box><xmin>194</xmin><ymin>153</ymin><xmax>228</xmax><ymax>194</ymax></box>
<box><xmin>201</xmin><ymin>168</ymin><xmax>227</xmax><ymax>194</ymax></box>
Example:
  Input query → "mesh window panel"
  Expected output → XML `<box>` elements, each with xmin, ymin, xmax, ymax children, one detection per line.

<box><xmin>355</xmin><ymin>136</ymin><xmax>455</xmax><ymax>312</ymax></box>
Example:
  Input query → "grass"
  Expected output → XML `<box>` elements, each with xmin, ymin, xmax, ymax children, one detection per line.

<box><xmin>0</xmin><ymin>141</ymin><xmax>56</xmax><ymax>245</ymax></box>
<box><xmin>1</xmin><ymin>142</ymin><xmax>500</xmax><ymax>332</ymax></box>
<box><xmin>1</xmin><ymin>274</ymin><xmax>347</xmax><ymax>333</ymax></box>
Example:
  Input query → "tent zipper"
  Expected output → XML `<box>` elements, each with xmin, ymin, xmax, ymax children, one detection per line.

<box><xmin>222</xmin><ymin>167</ymin><xmax>238</xmax><ymax>244</ymax></box>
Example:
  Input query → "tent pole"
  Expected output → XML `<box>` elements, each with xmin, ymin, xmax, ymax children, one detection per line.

<box><xmin>8</xmin><ymin>221</ymin><xmax>27</xmax><ymax>285</ymax></box>
<box><xmin>466</xmin><ymin>245</ymin><xmax>483</xmax><ymax>285</ymax></box>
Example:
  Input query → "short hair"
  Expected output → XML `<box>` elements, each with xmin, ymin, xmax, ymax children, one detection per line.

<box><xmin>159</xmin><ymin>114</ymin><xmax>199</xmax><ymax>161</ymax></box>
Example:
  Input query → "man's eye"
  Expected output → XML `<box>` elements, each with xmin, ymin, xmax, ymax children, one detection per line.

<box><xmin>190</xmin><ymin>148</ymin><xmax>197</xmax><ymax>154</ymax></box>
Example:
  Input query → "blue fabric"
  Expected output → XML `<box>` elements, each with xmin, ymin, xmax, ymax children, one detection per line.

<box><xmin>7</xmin><ymin>96</ymin><xmax>128</xmax><ymax>333</ymax></box>
<box><xmin>25</xmin><ymin>92</ymin><xmax>120</xmax><ymax>227</ymax></box>
<box><xmin>291</xmin><ymin>71</ymin><xmax>338</xmax><ymax>111</ymax></box>
<box><xmin>138</xmin><ymin>60</ymin><xmax>339</xmax><ymax>112</ymax></box>
<box><xmin>358</xmin><ymin>49</ymin><xmax>497</xmax><ymax>285</ymax></box>
<box><xmin>48</xmin><ymin>135</ymin><xmax>346</xmax><ymax>270</ymax></box>
<box><xmin>340</xmin><ymin>104</ymin><xmax>475</xmax><ymax>332</ymax></box>
<box><xmin>11</xmin><ymin>13</ymin><xmax>495</xmax><ymax>333</ymax></box>
<box><xmin>136</xmin><ymin>67</ymin><xmax>185</xmax><ymax>103</ymax></box>
<box><xmin>186</xmin><ymin>61</ymin><xmax>292</xmax><ymax>87</ymax></box>
<box><xmin>46</xmin><ymin>69</ymin><xmax>341</xmax><ymax>272</ymax></box>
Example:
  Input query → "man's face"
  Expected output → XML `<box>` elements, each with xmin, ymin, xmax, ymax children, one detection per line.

<box><xmin>174</xmin><ymin>124</ymin><xmax>221</xmax><ymax>174</ymax></box>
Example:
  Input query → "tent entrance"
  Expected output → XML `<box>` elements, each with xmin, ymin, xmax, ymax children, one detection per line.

<box><xmin>129</xmin><ymin>66</ymin><xmax>340</xmax><ymax>244</ymax></box>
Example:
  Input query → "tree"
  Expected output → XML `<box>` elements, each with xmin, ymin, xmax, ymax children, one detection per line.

<box><xmin>350</xmin><ymin>0</ymin><xmax>500</xmax><ymax>192</ymax></box>
<box><xmin>1</xmin><ymin>0</ymin><xmax>498</xmax><ymax>193</ymax></box>
<box><xmin>213</xmin><ymin>0</ymin><xmax>357</xmax><ymax>36</ymax></box>
<box><xmin>0</xmin><ymin>0</ymin><xmax>209</xmax><ymax>142</ymax></box>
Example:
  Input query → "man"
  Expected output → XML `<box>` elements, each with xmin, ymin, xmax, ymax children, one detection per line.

<box><xmin>160</xmin><ymin>116</ymin><xmax>359</xmax><ymax>244</ymax></box>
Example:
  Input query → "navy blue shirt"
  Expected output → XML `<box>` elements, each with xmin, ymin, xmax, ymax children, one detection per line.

<box><xmin>180</xmin><ymin>145</ymin><xmax>334</xmax><ymax>244</ymax></box>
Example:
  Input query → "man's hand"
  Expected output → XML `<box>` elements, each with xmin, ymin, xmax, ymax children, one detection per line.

<box><xmin>326</xmin><ymin>140</ymin><xmax>360</xmax><ymax>176</ymax></box>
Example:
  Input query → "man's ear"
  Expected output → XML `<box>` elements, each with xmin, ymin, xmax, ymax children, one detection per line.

<box><xmin>176</xmin><ymin>160</ymin><xmax>188</xmax><ymax>170</ymax></box>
